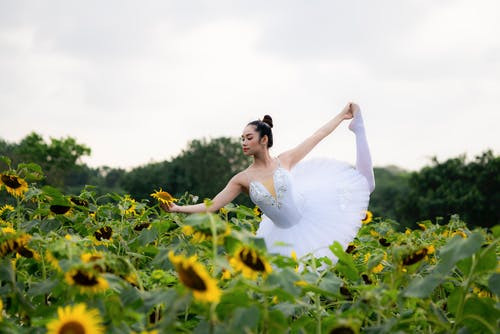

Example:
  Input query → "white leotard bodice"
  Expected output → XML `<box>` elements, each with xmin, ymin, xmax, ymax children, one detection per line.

<box><xmin>247</xmin><ymin>159</ymin><xmax>305</xmax><ymax>228</ymax></box>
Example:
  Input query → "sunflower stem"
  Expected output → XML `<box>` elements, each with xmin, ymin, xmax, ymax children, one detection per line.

<box><xmin>311</xmin><ymin>257</ymin><xmax>322</xmax><ymax>334</ymax></box>
<box><xmin>209</xmin><ymin>301</ymin><xmax>216</xmax><ymax>334</ymax></box>
<box><xmin>209</xmin><ymin>213</ymin><xmax>218</xmax><ymax>272</ymax></box>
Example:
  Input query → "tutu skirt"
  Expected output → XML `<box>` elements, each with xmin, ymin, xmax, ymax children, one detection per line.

<box><xmin>255</xmin><ymin>157</ymin><xmax>370</xmax><ymax>263</ymax></box>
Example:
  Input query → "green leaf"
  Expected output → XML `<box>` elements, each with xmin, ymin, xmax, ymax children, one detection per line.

<box><xmin>39</xmin><ymin>219</ymin><xmax>62</xmax><ymax>233</ymax></box>
<box><xmin>456</xmin><ymin>257</ymin><xmax>472</xmax><ymax>276</ymax></box>
<box><xmin>27</xmin><ymin>280</ymin><xmax>59</xmax><ymax>296</ymax></box>
<box><xmin>491</xmin><ymin>225</ymin><xmax>500</xmax><ymax>238</ymax></box>
<box><xmin>266</xmin><ymin>268</ymin><xmax>301</xmax><ymax>298</ymax></box>
<box><xmin>137</xmin><ymin>227</ymin><xmax>158</xmax><ymax>246</ymax></box>
<box><xmin>436</xmin><ymin>232</ymin><xmax>484</xmax><ymax>275</ymax></box>
<box><xmin>229</xmin><ymin>306</ymin><xmax>260</xmax><ymax>332</ymax></box>
<box><xmin>488</xmin><ymin>273</ymin><xmax>500</xmax><ymax>296</ymax></box>
<box><xmin>462</xmin><ymin>296</ymin><xmax>500</xmax><ymax>334</ymax></box>
<box><xmin>120</xmin><ymin>285</ymin><xmax>143</xmax><ymax>309</ymax></box>
<box><xmin>268</xmin><ymin>309</ymin><xmax>288</xmax><ymax>332</ymax></box>
<box><xmin>318</xmin><ymin>272</ymin><xmax>342</xmax><ymax>295</ymax></box>
<box><xmin>404</xmin><ymin>274</ymin><xmax>443</xmax><ymax>298</ymax></box>
<box><xmin>0</xmin><ymin>155</ymin><xmax>12</xmax><ymax>167</ymax></box>
<box><xmin>17</xmin><ymin>162</ymin><xmax>44</xmax><ymax>181</ymax></box>
<box><xmin>447</xmin><ymin>287</ymin><xmax>464</xmax><ymax>315</ymax></box>
<box><xmin>42</xmin><ymin>185</ymin><xmax>64</xmax><ymax>199</ymax></box>
<box><xmin>216</xmin><ymin>289</ymin><xmax>253</xmax><ymax>320</ymax></box>
<box><xmin>330</xmin><ymin>241</ymin><xmax>358</xmax><ymax>281</ymax></box>
<box><xmin>475</xmin><ymin>245</ymin><xmax>497</xmax><ymax>273</ymax></box>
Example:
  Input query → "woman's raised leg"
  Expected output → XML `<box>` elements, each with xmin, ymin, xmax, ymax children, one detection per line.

<box><xmin>349</xmin><ymin>109</ymin><xmax>375</xmax><ymax>193</ymax></box>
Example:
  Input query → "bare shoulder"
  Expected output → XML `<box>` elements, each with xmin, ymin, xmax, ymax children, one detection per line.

<box><xmin>231</xmin><ymin>170</ymin><xmax>249</xmax><ymax>186</ymax></box>
<box><xmin>277</xmin><ymin>152</ymin><xmax>293</xmax><ymax>170</ymax></box>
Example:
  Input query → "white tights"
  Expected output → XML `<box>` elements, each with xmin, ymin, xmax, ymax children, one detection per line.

<box><xmin>348</xmin><ymin>109</ymin><xmax>375</xmax><ymax>193</ymax></box>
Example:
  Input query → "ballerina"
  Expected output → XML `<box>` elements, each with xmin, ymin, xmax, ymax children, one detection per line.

<box><xmin>161</xmin><ymin>102</ymin><xmax>375</xmax><ymax>262</ymax></box>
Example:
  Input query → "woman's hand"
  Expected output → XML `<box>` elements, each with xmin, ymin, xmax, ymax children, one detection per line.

<box><xmin>340</xmin><ymin>102</ymin><xmax>360</xmax><ymax>121</ymax></box>
<box><xmin>160</xmin><ymin>201</ymin><xmax>180</xmax><ymax>213</ymax></box>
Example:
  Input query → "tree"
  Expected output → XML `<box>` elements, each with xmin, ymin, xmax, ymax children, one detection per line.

<box><xmin>1</xmin><ymin>132</ymin><xmax>92</xmax><ymax>188</ymax></box>
<box><xmin>368</xmin><ymin>166</ymin><xmax>410</xmax><ymax>226</ymax></box>
<box><xmin>122</xmin><ymin>137</ymin><xmax>253</xmax><ymax>206</ymax></box>
<box><xmin>397</xmin><ymin>150</ymin><xmax>499</xmax><ymax>228</ymax></box>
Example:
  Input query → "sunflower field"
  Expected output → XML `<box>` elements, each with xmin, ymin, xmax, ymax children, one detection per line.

<box><xmin>0</xmin><ymin>158</ymin><xmax>499</xmax><ymax>334</ymax></box>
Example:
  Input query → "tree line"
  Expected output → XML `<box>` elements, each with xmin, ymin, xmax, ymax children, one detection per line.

<box><xmin>1</xmin><ymin>132</ymin><xmax>497</xmax><ymax>230</ymax></box>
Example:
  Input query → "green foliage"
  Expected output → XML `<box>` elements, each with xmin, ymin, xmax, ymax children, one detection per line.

<box><xmin>368</xmin><ymin>166</ymin><xmax>410</xmax><ymax>222</ymax></box>
<box><xmin>2</xmin><ymin>133</ymin><xmax>498</xmax><ymax>233</ymax></box>
<box><xmin>121</xmin><ymin>137</ymin><xmax>252</xmax><ymax>206</ymax></box>
<box><xmin>398</xmin><ymin>150</ymin><xmax>499</xmax><ymax>228</ymax></box>
<box><xmin>0</xmin><ymin>163</ymin><xmax>499</xmax><ymax>333</ymax></box>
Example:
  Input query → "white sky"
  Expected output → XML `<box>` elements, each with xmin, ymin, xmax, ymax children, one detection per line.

<box><xmin>0</xmin><ymin>0</ymin><xmax>499</xmax><ymax>171</ymax></box>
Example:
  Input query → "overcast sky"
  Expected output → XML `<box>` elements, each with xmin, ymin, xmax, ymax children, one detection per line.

<box><xmin>1</xmin><ymin>0</ymin><xmax>498</xmax><ymax>172</ymax></box>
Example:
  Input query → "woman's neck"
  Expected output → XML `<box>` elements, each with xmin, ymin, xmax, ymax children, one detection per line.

<box><xmin>252</xmin><ymin>150</ymin><xmax>274</xmax><ymax>168</ymax></box>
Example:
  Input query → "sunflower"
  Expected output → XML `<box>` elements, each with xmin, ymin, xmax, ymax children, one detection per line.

<box><xmin>81</xmin><ymin>252</ymin><xmax>104</xmax><ymax>263</ymax></box>
<box><xmin>120</xmin><ymin>195</ymin><xmax>137</xmax><ymax>216</ymax></box>
<box><xmin>378</xmin><ymin>238</ymin><xmax>391</xmax><ymax>247</ymax></box>
<box><xmin>0</xmin><ymin>173</ymin><xmax>28</xmax><ymax>198</ymax></box>
<box><xmin>50</xmin><ymin>204</ymin><xmax>72</xmax><ymax>215</ymax></box>
<box><xmin>94</xmin><ymin>226</ymin><xmax>112</xmax><ymax>241</ymax></box>
<box><xmin>134</xmin><ymin>222</ymin><xmax>151</xmax><ymax>231</ymax></box>
<box><xmin>45</xmin><ymin>251</ymin><xmax>62</xmax><ymax>272</ymax></box>
<box><xmin>168</xmin><ymin>251</ymin><xmax>221</xmax><ymax>303</ymax></box>
<box><xmin>65</xmin><ymin>268</ymin><xmax>109</xmax><ymax>294</ymax></box>
<box><xmin>2</xmin><ymin>226</ymin><xmax>16</xmax><ymax>234</ymax></box>
<box><xmin>70</xmin><ymin>196</ymin><xmax>89</xmax><ymax>207</ymax></box>
<box><xmin>451</xmin><ymin>230</ymin><xmax>467</xmax><ymax>239</ymax></box>
<box><xmin>361</xmin><ymin>273</ymin><xmax>372</xmax><ymax>284</ymax></box>
<box><xmin>0</xmin><ymin>204</ymin><xmax>15</xmax><ymax>216</ymax></box>
<box><xmin>253</xmin><ymin>206</ymin><xmax>262</xmax><ymax>217</ymax></box>
<box><xmin>229</xmin><ymin>245</ymin><xmax>272</xmax><ymax>280</ymax></box>
<box><xmin>17</xmin><ymin>245</ymin><xmax>40</xmax><ymax>260</ymax></box>
<box><xmin>46</xmin><ymin>303</ymin><xmax>104</xmax><ymax>334</ymax></box>
<box><xmin>402</xmin><ymin>248</ymin><xmax>428</xmax><ymax>266</ymax></box>
<box><xmin>150</xmin><ymin>189</ymin><xmax>177</xmax><ymax>205</ymax></box>
<box><xmin>123</xmin><ymin>272</ymin><xmax>139</xmax><ymax>286</ymax></box>
<box><xmin>328</xmin><ymin>324</ymin><xmax>358</xmax><ymax>334</ymax></box>
<box><xmin>361</xmin><ymin>210</ymin><xmax>373</xmax><ymax>224</ymax></box>
<box><xmin>345</xmin><ymin>244</ymin><xmax>356</xmax><ymax>254</ymax></box>
<box><xmin>183</xmin><ymin>224</ymin><xmax>231</xmax><ymax>244</ymax></box>
<box><xmin>371</xmin><ymin>263</ymin><xmax>384</xmax><ymax>273</ymax></box>
<box><xmin>0</xmin><ymin>233</ymin><xmax>30</xmax><ymax>257</ymax></box>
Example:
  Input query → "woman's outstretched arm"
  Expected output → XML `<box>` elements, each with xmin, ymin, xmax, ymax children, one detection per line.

<box><xmin>279</xmin><ymin>103</ymin><xmax>355</xmax><ymax>169</ymax></box>
<box><xmin>160</xmin><ymin>173</ymin><xmax>244</xmax><ymax>214</ymax></box>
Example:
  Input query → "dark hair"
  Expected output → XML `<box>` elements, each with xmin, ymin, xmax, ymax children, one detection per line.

<box><xmin>248</xmin><ymin>115</ymin><xmax>273</xmax><ymax>148</ymax></box>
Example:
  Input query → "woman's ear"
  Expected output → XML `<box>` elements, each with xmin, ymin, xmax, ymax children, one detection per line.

<box><xmin>260</xmin><ymin>135</ymin><xmax>268</xmax><ymax>146</ymax></box>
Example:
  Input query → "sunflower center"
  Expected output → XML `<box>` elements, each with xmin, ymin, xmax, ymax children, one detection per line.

<box><xmin>59</xmin><ymin>320</ymin><xmax>86</xmax><ymax>334</ymax></box>
<box><xmin>178</xmin><ymin>265</ymin><xmax>207</xmax><ymax>291</ymax></box>
<box><xmin>1</xmin><ymin>175</ymin><xmax>22</xmax><ymax>189</ymax></box>
<box><xmin>329</xmin><ymin>326</ymin><xmax>355</xmax><ymax>334</ymax></box>
<box><xmin>402</xmin><ymin>249</ymin><xmax>428</xmax><ymax>266</ymax></box>
<box><xmin>94</xmin><ymin>227</ymin><xmax>112</xmax><ymax>240</ymax></box>
<box><xmin>72</xmin><ymin>270</ymin><xmax>99</xmax><ymax>286</ymax></box>
<box><xmin>18</xmin><ymin>246</ymin><xmax>34</xmax><ymax>258</ymax></box>
<box><xmin>70</xmin><ymin>198</ymin><xmax>89</xmax><ymax>207</ymax></box>
<box><xmin>239</xmin><ymin>250</ymin><xmax>266</xmax><ymax>271</ymax></box>
<box><xmin>134</xmin><ymin>223</ymin><xmax>150</xmax><ymax>231</ymax></box>
<box><xmin>50</xmin><ymin>205</ymin><xmax>71</xmax><ymax>214</ymax></box>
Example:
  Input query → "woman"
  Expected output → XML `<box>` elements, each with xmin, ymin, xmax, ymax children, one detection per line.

<box><xmin>161</xmin><ymin>102</ymin><xmax>375</xmax><ymax>262</ymax></box>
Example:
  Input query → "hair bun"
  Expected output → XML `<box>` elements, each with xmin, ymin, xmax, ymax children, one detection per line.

<box><xmin>262</xmin><ymin>115</ymin><xmax>273</xmax><ymax>128</ymax></box>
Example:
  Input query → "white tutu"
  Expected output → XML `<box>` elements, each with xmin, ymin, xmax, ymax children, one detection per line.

<box><xmin>255</xmin><ymin>158</ymin><xmax>370</xmax><ymax>263</ymax></box>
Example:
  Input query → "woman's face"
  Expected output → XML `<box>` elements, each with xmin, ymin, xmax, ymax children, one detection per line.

<box><xmin>241</xmin><ymin>125</ymin><xmax>265</xmax><ymax>156</ymax></box>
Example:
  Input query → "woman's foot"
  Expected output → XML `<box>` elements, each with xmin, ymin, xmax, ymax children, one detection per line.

<box><xmin>348</xmin><ymin>106</ymin><xmax>365</xmax><ymax>133</ymax></box>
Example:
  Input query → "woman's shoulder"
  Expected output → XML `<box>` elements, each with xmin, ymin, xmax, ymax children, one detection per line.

<box><xmin>231</xmin><ymin>168</ymin><xmax>251</xmax><ymax>184</ymax></box>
